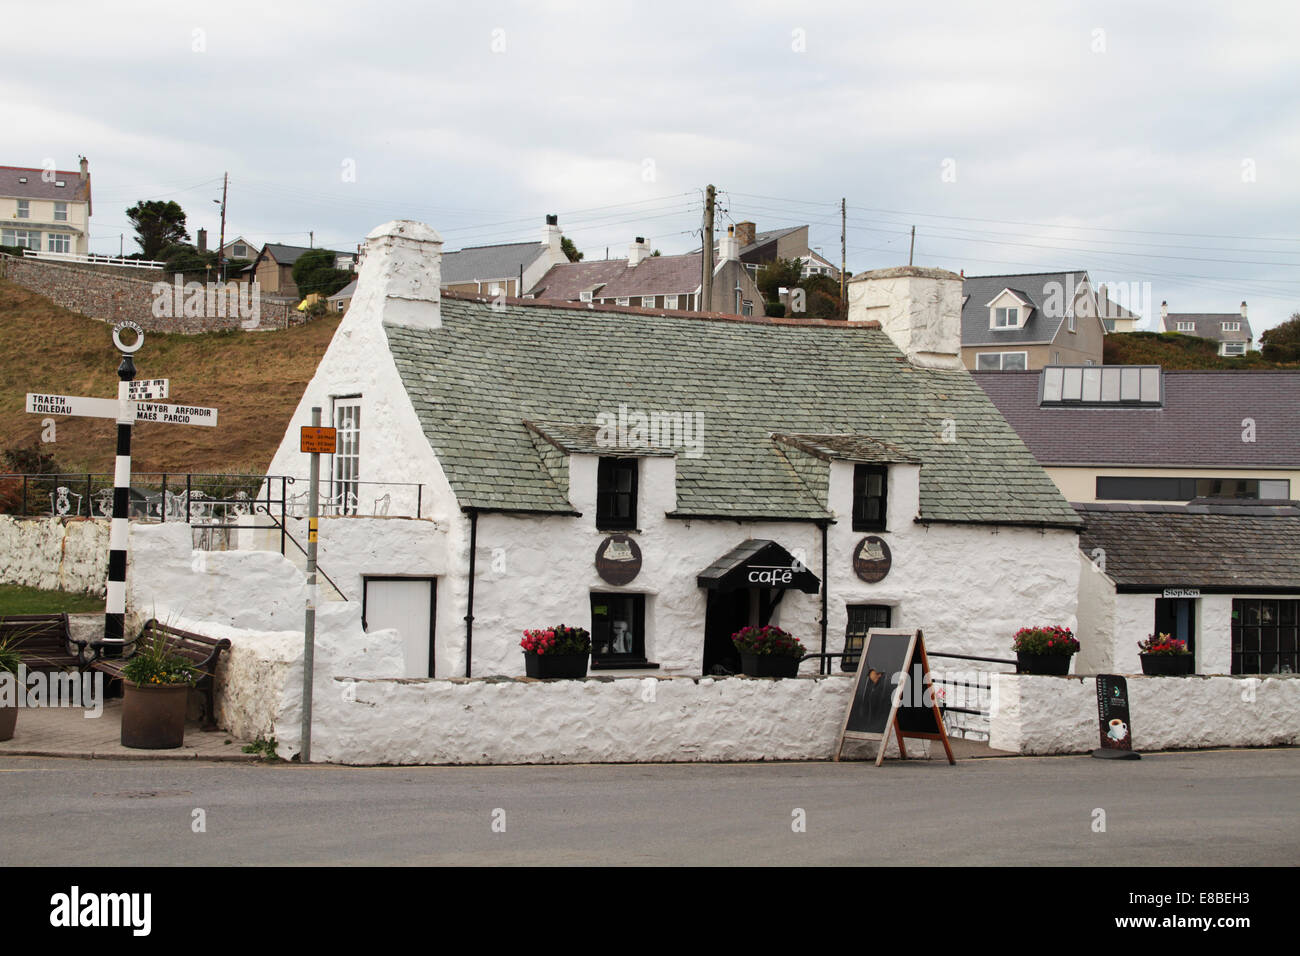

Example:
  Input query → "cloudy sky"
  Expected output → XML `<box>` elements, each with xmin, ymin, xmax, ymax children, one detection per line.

<box><xmin>8</xmin><ymin>1</ymin><xmax>1298</xmax><ymax>331</ymax></box>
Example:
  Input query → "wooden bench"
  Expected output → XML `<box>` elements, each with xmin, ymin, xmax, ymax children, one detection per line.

<box><xmin>89</xmin><ymin>620</ymin><xmax>231</xmax><ymax>731</ymax></box>
<box><xmin>0</xmin><ymin>613</ymin><xmax>88</xmax><ymax>672</ymax></box>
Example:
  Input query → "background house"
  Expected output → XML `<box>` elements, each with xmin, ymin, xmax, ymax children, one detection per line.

<box><xmin>0</xmin><ymin>158</ymin><xmax>92</xmax><ymax>256</ymax></box>
<box><xmin>439</xmin><ymin>215</ymin><xmax>569</xmax><ymax>298</ymax></box>
<box><xmin>248</xmin><ymin>243</ymin><xmax>316</xmax><ymax>300</ymax></box>
<box><xmin>960</xmin><ymin>271</ymin><xmax>1107</xmax><ymax>369</ymax></box>
<box><xmin>529</xmin><ymin>233</ymin><xmax>763</xmax><ymax>315</ymax></box>
<box><xmin>1162</xmin><ymin>301</ymin><xmax>1254</xmax><ymax>355</ymax></box>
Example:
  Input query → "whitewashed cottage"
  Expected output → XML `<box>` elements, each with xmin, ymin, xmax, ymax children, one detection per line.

<box><xmin>263</xmin><ymin>220</ymin><xmax>1083</xmax><ymax>681</ymax></box>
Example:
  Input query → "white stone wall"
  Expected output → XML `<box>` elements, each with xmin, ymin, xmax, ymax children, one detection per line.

<box><xmin>1075</xmin><ymin>552</ymin><xmax>1117</xmax><ymax>673</ymax></box>
<box><xmin>311</xmin><ymin>673</ymin><xmax>891</xmax><ymax>765</ymax></box>
<box><xmin>989</xmin><ymin>673</ymin><xmax>1300</xmax><ymax>754</ymax></box>
<box><xmin>0</xmin><ymin>516</ymin><xmax>109</xmax><ymax>596</ymax></box>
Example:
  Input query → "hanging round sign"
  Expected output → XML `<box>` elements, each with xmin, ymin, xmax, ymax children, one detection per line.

<box><xmin>595</xmin><ymin>534</ymin><xmax>642</xmax><ymax>585</ymax></box>
<box><xmin>852</xmin><ymin>535</ymin><xmax>892</xmax><ymax>583</ymax></box>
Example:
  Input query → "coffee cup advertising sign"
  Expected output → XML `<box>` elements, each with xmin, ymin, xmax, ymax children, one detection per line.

<box><xmin>1096</xmin><ymin>675</ymin><xmax>1134</xmax><ymax>751</ymax></box>
<box><xmin>595</xmin><ymin>534</ymin><xmax>642</xmax><ymax>585</ymax></box>
<box><xmin>852</xmin><ymin>536</ymin><xmax>892</xmax><ymax>583</ymax></box>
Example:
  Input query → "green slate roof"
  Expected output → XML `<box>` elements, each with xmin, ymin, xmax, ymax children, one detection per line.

<box><xmin>385</xmin><ymin>298</ymin><xmax>1081</xmax><ymax>527</ymax></box>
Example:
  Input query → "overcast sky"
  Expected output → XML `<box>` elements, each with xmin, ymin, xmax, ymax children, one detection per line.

<box><xmin>7</xmin><ymin>1</ymin><xmax>1298</xmax><ymax>332</ymax></box>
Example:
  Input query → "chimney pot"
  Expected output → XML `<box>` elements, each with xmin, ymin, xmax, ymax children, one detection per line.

<box><xmin>546</xmin><ymin>214</ymin><xmax>557</xmax><ymax>226</ymax></box>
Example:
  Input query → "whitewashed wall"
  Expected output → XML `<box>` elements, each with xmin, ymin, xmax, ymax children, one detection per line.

<box><xmin>989</xmin><ymin>673</ymin><xmax>1300</xmax><ymax>754</ymax></box>
<box><xmin>0</xmin><ymin>516</ymin><xmax>108</xmax><ymax>596</ymax></box>
<box><xmin>1075</xmin><ymin>552</ymin><xmax>1117</xmax><ymax>673</ymax></box>
<box><xmin>310</xmin><ymin>673</ymin><xmax>898</xmax><ymax>765</ymax></box>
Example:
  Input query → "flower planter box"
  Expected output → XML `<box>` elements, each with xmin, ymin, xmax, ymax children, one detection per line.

<box><xmin>740</xmin><ymin>653</ymin><xmax>800</xmax><ymax>678</ymax></box>
<box><xmin>0</xmin><ymin>703</ymin><xmax>15</xmax><ymax>741</ymax></box>
<box><xmin>1140</xmin><ymin>654</ymin><xmax>1195</xmax><ymax>676</ymax></box>
<box><xmin>523</xmin><ymin>652</ymin><xmax>589</xmax><ymax>679</ymax></box>
<box><xmin>121</xmin><ymin>682</ymin><xmax>189</xmax><ymax>749</ymax></box>
<box><xmin>1016</xmin><ymin>652</ymin><xmax>1073</xmax><ymax>676</ymax></box>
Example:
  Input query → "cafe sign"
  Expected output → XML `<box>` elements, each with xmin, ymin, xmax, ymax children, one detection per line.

<box><xmin>852</xmin><ymin>536</ymin><xmax>893</xmax><ymax>583</ymax></box>
<box><xmin>595</xmin><ymin>534</ymin><xmax>642</xmax><ymax>585</ymax></box>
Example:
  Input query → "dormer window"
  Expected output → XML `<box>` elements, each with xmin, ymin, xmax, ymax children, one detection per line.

<box><xmin>852</xmin><ymin>465</ymin><xmax>888</xmax><ymax>532</ymax></box>
<box><xmin>1222</xmin><ymin>321</ymin><xmax>1240</xmax><ymax>332</ymax></box>
<box><xmin>596</xmin><ymin>457</ymin><xmax>638</xmax><ymax>530</ymax></box>
<box><xmin>1176</xmin><ymin>321</ymin><xmax>1195</xmax><ymax>332</ymax></box>
<box><xmin>993</xmin><ymin>307</ymin><xmax>1019</xmax><ymax>328</ymax></box>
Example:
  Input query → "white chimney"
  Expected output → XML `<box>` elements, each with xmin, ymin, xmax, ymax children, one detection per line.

<box><xmin>543</xmin><ymin>214</ymin><xmax>563</xmax><ymax>261</ymax></box>
<box><xmin>1161</xmin><ymin>300</ymin><xmax>1169</xmax><ymax>321</ymax></box>
<box><xmin>719</xmin><ymin>225</ymin><xmax>740</xmax><ymax>263</ymax></box>
<box><xmin>847</xmin><ymin>265</ymin><xmax>964</xmax><ymax>369</ymax></box>
<box><xmin>628</xmin><ymin>236</ymin><xmax>651</xmax><ymax>267</ymax></box>
<box><xmin>1240</xmin><ymin>300</ymin><xmax>1248</xmax><ymax>319</ymax></box>
<box><xmin>357</xmin><ymin>220</ymin><xmax>444</xmax><ymax>330</ymax></box>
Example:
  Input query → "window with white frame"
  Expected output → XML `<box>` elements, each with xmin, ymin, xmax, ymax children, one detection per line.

<box><xmin>641</xmin><ymin>296</ymin><xmax>655</xmax><ymax>308</ymax></box>
<box><xmin>664</xmin><ymin>294</ymin><xmax>679</xmax><ymax>310</ymax></box>
<box><xmin>1222</xmin><ymin>321</ymin><xmax>1241</xmax><ymax>332</ymax></box>
<box><xmin>233</xmin><ymin>243</ymin><xmax>248</xmax><ymax>258</ymax></box>
<box><xmin>992</xmin><ymin>307</ymin><xmax>1020</xmax><ymax>328</ymax></box>
<box><xmin>975</xmin><ymin>351</ymin><xmax>1028</xmax><ymax>371</ymax></box>
<box><xmin>46</xmin><ymin>233</ymin><xmax>70</xmax><ymax>254</ymax></box>
<box><xmin>16</xmin><ymin>200</ymin><xmax>29</xmax><ymax>219</ymax></box>
<box><xmin>1176</xmin><ymin>321</ymin><xmax>1196</xmax><ymax>332</ymax></box>
<box><xmin>1221</xmin><ymin>342</ymin><xmax>1246</xmax><ymax>356</ymax></box>
<box><xmin>53</xmin><ymin>201</ymin><xmax>68</xmax><ymax>222</ymax></box>
<box><xmin>615</xmin><ymin>297</ymin><xmax>630</xmax><ymax>307</ymax></box>
<box><xmin>331</xmin><ymin>397</ymin><xmax>361</xmax><ymax>515</ymax></box>
<box><xmin>579</xmin><ymin>290</ymin><xmax>593</xmax><ymax>303</ymax></box>
<box><xmin>1068</xmin><ymin>313</ymin><xmax>1076</xmax><ymax>332</ymax></box>
<box><xmin>2</xmin><ymin>228</ymin><xmax>40</xmax><ymax>249</ymax></box>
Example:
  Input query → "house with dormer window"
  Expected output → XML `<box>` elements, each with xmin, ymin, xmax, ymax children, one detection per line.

<box><xmin>0</xmin><ymin>158</ymin><xmax>92</xmax><ymax>256</ymax></box>
<box><xmin>1160</xmin><ymin>300</ymin><xmax>1254</xmax><ymax>355</ymax></box>
<box><xmin>263</xmin><ymin>223</ymin><xmax>1081</xmax><ymax>684</ymax></box>
<box><xmin>960</xmin><ymin>271</ymin><xmax>1107</xmax><ymax>370</ymax></box>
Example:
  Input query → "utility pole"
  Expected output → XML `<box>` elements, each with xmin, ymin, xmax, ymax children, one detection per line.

<box><xmin>701</xmin><ymin>184</ymin><xmax>715</xmax><ymax>312</ymax></box>
<box><xmin>215</xmin><ymin>172</ymin><xmax>228</xmax><ymax>282</ymax></box>
<box><xmin>309</xmin><ymin>231</ymin><xmax>314</xmax><ymax>249</ymax></box>
<box><xmin>908</xmin><ymin>225</ymin><xmax>915</xmax><ymax>266</ymax></box>
<box><xmin>840</xmin><ymin>197</ymin><xmax>846</xmax><ymax>304</ymax></box>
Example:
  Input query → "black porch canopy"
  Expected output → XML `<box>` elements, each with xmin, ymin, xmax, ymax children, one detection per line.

<box><xmin>696</xmin><ymin>539</ymin><xmax>821</xmax><ymax>594</ymax></box>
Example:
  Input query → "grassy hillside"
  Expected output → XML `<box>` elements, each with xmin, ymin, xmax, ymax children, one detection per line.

<box><xmin>1104</xmin><ymin>331</ymin><xmax>1294</xmax><ymax>369</ymax></box>
<box><xmin>0</xmin><ymin>280</ymin><xmax>339</xmax><ymax>474</ymax></box>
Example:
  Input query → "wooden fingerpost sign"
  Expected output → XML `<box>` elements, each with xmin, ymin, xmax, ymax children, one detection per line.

<box><xmin>834</xmin><ymin>628</ymin><xmax>955</xmax><ymax>766</ymax></box>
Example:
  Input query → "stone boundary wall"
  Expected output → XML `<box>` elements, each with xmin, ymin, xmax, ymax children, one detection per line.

<box><xmin>0</xmin><ymin>516</ymin><xmax>108</xmax><ymax>596</ymax></box>
<box><xmin>0</xmin><ymin>253</ymin><xmax>299</xmax><ymax>332</ymax></box>
<box><xmin>989</xmin><ymin>673</ymin><xmax>1300</xmax><ymax>754</ymax></box>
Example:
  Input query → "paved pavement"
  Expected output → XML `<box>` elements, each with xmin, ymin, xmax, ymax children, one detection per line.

<box><xmin>0</xmin><ymin>748</ymin><xmax>1294</xmax><ymax>865</ymax></box>
<box><xmin>0</xmin><ymin>698</ymin><xmax>256</xmax><ymax>762</ymax></box>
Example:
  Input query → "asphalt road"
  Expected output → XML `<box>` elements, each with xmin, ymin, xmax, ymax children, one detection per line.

<box><xmin>1</xmin><ymin>749</ymin><xmax>1295</xmax><ymax>866</ymax></box>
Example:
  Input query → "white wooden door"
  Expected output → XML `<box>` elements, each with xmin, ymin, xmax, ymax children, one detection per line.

<box><xmin>363</xmin><ymin>577</ymin><xmax>436</xmax><ymax>678</ymax></box>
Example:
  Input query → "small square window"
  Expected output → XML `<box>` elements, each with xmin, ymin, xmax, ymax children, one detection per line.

<box><xmin>852</xmin><ymin>464</ymin><xmax>888</xmax><ymax>532</ymax></box>
<box><xmin>16</xmin><ymin>200</ymin><xmax>30</xmax><ymax>219</ymax></box>
<box><xmin>640</xmin><ymin>295</ymin><xmax>655</xmax><ymax>308</ymax></box>
<box><xmin>843</xmin><ymin>605</ymin><xmax>892</xmax><ymax>671</ymax></box>
<box><xmin>664</xmin><ymin>295</ymin><xmax>679</xmax><ymax>309</ymax></box>
<box><xmin>53</xmin><ymin>201</ymin><xmax>68</xmax><ymax>222</ymax></box>
<box><xmin>596</xmin><ymin>457</ymin><xmax>638</xmax><ymax>530</ymax></box>
<box><xmin>615</xmin><ymin>297</ymin><xmax>630</xmax><ymax>307</ymax></box>
<box><xmin>591</xmin><ymin>593</ymin><xmax>647</xmax><ymax>666</ymax></box>
<box><xmin>993</xmin><ymin>307</ymin><xmax>1019</xmax><ymax>328</ymax></box>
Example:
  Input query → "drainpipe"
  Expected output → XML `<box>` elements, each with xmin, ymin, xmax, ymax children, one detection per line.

<box><xmin>465</xmin><ymin>508</ymin><xmax>478</xmax><ymax>677</ymax></box>
<box><xmin>819</xmin><ymin>520</ymin><xmax>829</xmax><ymax>675</ymax></box>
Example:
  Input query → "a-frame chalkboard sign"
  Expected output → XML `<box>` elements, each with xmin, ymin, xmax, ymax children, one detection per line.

<box><xmin>834</xmin><ymin>628</ymin><xmax>955</xmax><ymax>766</ymax></box>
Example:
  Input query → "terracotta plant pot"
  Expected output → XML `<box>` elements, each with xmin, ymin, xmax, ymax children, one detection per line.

<box><xmin>0</xmin><ymin>703</ymin><xmax>15</xmax><ymax>742</ymax></box>
<box><xmin>121</xmin><ymin>682</ymin><xmax>189</xmax><ymax>749</ymax></box>
<box><xmin>1140</xmin><ymin>654</ymin><xmax>1195</xmax><ymax>676</ymax></box>
<box><xmin>523</xmin><ymin>652</ymin><xmax>589</xmax><ymax>679</ymax></box>
<box><xmin>1016</xmin><ymin>652</ymin><xmax>1073</xmax><ymax>676</ymax></box>
<box><xmin>740</xmin><ymin>653</ymin><xmax>800</xmax><ymax>678</ymax></box>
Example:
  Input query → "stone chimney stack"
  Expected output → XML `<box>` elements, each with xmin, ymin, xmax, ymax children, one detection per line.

<box><xmin>1241</xmin><ymin>300</ymin><xmax>1248</xmax><ymax>319</ymax></box>
<box><xmin>79</xmin><ymin>156</ymin><xmax>88</xmax><ymax>182</ymax></box>
<box><xmin>628</xmin><ymin>236</ymin><xmax>651</xmax><ymax>267</ymax></box>
<box><xmin>196</xmin><ymin>228</ymin><xmax>208</xmax><ymax>253</ymax></box>
<box><xmin>357</xmin><ymin>220</ymin><xmax>444</xmax><ymax>330</ymax></box>
<box><xmin>718</xmin><ymin>225</ymin><xmax>740</xmax><ymax>262</ymax></box>
<box><xmin>847</xmin><ymin>265</ymin><xmax>964</xmax><ymax>369</ymax></box>
<box><xmin>735</xmin><ymin>221</ymin><xmax>756</xmax><ymax>247</ymax></box>
<box><xmin>543</xmin><ymin>214</ymin><xmax>563</xmax><ymax>261</ymax></box>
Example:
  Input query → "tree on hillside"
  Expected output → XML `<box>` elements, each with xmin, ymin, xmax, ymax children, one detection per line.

<box><xmin>126</xmin><ymin>200</ymin><xmax>190</xmax><ymax>260</ymax></box>
<box><xmin>756</xmin><ymin>257</ymin><xmax>804</xmax><ymax>304</ymax></box>
<box><xmin>796</xmin><ymin>273</ymin><xmax>845</xmax><ymax>319</ymax></box>
<box><xmin>1260</xmin><ymin>312</ymin><xmax>1300</xmax><ymax>363</ymax></box>
<box><xmin>291</xmin><ymin>248</ymin><xmax>353</xmax><ymax>298</ymax></box>
<box><xmin>561</xmin><ymin>236</ymin><xmax>583</xmax><ymax>263</ymax></box>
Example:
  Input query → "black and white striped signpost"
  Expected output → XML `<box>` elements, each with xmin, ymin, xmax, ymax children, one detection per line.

<box><xmin>25</xmin><ymin>320</ymin><xmax>219</xmax><ymax>653</ymax></box>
